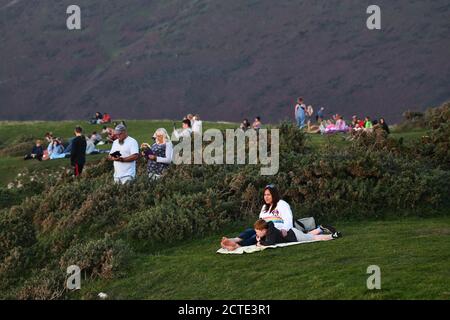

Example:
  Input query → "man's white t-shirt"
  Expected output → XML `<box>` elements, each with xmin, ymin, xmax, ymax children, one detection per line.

<box><xmin>110</xmin><ymin>136</ymin><xmax>139</xmax><ymax>178</ymax></box>
<box><xmin>259</xmin><ymin>199</ymin><xmax>293</xmax><ymax>231</ymax></box>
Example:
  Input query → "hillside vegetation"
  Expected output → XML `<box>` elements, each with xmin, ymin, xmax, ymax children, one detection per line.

<box><xmin>0</xmin><ymin>102</ymin><xmax>449</xmax><ymax>299</ymax></box>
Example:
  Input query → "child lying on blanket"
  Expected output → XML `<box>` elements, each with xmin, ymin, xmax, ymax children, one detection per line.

<box><xmin>221</xmin><ymin>219</ymin><xmax>341</xmax><ymax>251</ymax></box>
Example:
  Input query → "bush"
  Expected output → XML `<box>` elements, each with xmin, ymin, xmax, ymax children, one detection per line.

<box><xmin>0</xmin><ymin>206</ymin><xmax>36</xmax><ymax>261</ymax></box>
<box><xmin>59</xmin><ymin>236</ymin><xmax>132</xmax><ymax>280</ymax></box>
<box><xmin>17</xmin><ymin>268</ymin><xmax>65</xmax><ymax>300</ymax></box>
<box><xmin>126</xmin><ymin>189</ymin><xmax>238</xmax><ymax>242</ymax></box>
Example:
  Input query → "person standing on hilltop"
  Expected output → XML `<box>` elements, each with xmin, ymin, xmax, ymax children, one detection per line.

<box><xmin>107</xmin><ymin>124</ymin><xmax>139</xmax><ymax>184</ymax></box>
<box><xmin>192</xmin><ymin>114</ymin><xmax>203</xmax><ymax>134</ymax></box>
<box><xmin>316</xmin><ymin>107</ymin><xmax>325</xmax><ymax>123</ymax></box>
<box><xmin>294</xmin><ymin>97</ymin><xmax>306</xmax><ymax>129</ymax></box>
<box><xmin>70</xmin><ymin>126</ymin><xmax>87</xmax><ymax>177</ymax></box>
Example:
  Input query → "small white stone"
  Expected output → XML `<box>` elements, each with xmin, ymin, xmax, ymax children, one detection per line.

<box><xmin>98</xmin><ymin>292</ymin><xmax>108</xmax><ymax>299</ymax></box>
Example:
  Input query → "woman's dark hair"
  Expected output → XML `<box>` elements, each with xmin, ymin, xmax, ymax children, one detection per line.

<box><xmin>263</xmin><ymin>184</ymin><xmax>280</xmax><ymax>213</ymax></box>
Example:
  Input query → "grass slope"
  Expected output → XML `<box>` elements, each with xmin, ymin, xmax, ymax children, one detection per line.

<box><xmin>1</xmin><ymin>120</ymin><xmax>446</xmax><ymax>300</ymax></box>
<box><xmin>0</xmin><ymin>120</ymin><xmax>427</xmax><ymax>187</ymax></box>
<box><xmin>74</xmin><ymin>216</ymin><xmax>450</xmax><ymax>300</ymax></box>
<box><xmin>0</xmin><ymin>120</ymin><xmax>238</xmax><ymax>186</ymax></box>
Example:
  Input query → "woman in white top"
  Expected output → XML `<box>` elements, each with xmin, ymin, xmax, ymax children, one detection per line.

<box><xmin>221</xmin><ymin>184</ymin><xmax>340</xmax><ymax>251</ymax></box>
<box><xmin>221</xmin><ymin>184</ymin><xmax>292</xmax><ymax>250</ymax></box>
<box><xmin>144</xmin><ymin>128</ymin><xmax>173</xmax><ymax>180</ymax></box>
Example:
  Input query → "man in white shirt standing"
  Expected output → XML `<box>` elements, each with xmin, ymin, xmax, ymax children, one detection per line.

<box><xmin>108</xmin><ymin>124</ymin><xmax>139</xmax><ymax>184</ymax></box>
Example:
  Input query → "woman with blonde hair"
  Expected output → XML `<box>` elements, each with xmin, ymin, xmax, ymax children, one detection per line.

<box><xmin>144</xmin><ymin>128</ymin><xmax>173</xmax><ymax>180</ymax></box>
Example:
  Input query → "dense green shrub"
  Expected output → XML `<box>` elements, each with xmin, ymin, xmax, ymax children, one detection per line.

<box><xmin>16</xmin><ymin>267</ymin><xmax>65</xmax><ymax>300</ymax></box>
<box><xmin>127</xmin><ymin>189</ymin><xmax>239</xmax><ymax>242</ymax></box>
<box><xmin>0</xmin><ymin>135</ymin><xmax>37</xmax><ymax>157</ymax></box>
<box><xmin>0</xmin><ymin>206</ymin><xmax>36</xmax><ymax>261</ymax></box>
<box><xmin>59</xmin><ymin>236</ymin><xmax>132</xmax><ymax>280</ymax></box>
<box><xmin>415</xmin><ymin>101</ymin><xmax>450</xmax><ymax>169</ymax></box>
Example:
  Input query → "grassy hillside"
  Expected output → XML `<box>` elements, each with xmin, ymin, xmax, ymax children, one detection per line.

<box><xmin>0</xmin><ymin>103</ymin><xmax>449</xmax><ymax>299</ymax></box>
<box><xmin>0</xmin><ymin>120</ymin><xmax>238</xmax><ymax>187</ymax></box>
<box><xmin>0</xmin><ymin>120</ymin><xmax>427</xmax><ymax>188</ymax></box>
<box><xmin>74</xmin><ymin>217</ymin><xmax>450</xmax><ymax>300</ymax></box>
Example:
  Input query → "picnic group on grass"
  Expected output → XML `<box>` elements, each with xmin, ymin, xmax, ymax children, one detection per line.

<box><xmin>20</xmin><ymin>100</ymin><xmax>390</xmax><ymax>249</ymax></box>
<box><xmin>293</xmin><ymin>97</ymin><xmax>390</xmax><ymax>136</ymax></box>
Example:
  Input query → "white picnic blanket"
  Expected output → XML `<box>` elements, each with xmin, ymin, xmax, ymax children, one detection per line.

<box><xmin>216</xmin><ymin>239</ymin><xmax>322</xmax><ymax>254</ymax></box>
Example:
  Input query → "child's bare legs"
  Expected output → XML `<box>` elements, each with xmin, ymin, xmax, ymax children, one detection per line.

<box><xmin>308</xmin><ymin>228</ymin><xmax>322</xmax><ymax>235</ymax></box>
<box><xmin>311</xmin><ymin>234</ymin><xmax>333</xmax><ymax>241</ymax></box>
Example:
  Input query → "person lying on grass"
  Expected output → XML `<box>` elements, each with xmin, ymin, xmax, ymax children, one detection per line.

<box><xmin>221</xmin><ymin>219</ymin><xmax>341</xmax><ymax>251</ymax></box>
<box><xmin>220</xmin><ymin>184</ymin><xmax>293</xmax><ymax>250</ymax></box>
<box><xmin>220</xmin><ymin>184</ymin><xmax>342</xmax><ymax>251</ymax></box>
<box><xmin>254</xmin><ymin>219</ymin><xmax>340</xmax><ymax>247</ymax></box>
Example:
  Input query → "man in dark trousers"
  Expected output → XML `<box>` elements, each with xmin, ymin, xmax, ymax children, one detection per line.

<box><xmin>71</xmin><ymin>126</ymin><xmax>87</xmax><ymax>177</ymax></box>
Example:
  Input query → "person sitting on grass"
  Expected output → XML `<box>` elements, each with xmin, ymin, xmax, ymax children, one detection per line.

<box><xmin>24</xmin><ymin>140</ymin><xmax>44</xmax><ymax>161</ymax></box>
<box><xmin>102</xmin><ymin>126</ymin><xmax>116</xmax><ymax>144</ymax></box>
<box><xmin>221</xmin><ymin>184</ymin><xmax>342</xmax><ymax>251</ymax></box>
<box><xmin>90</xmin><ymin>131</ymin><xmax>102</xmax><ymax>145</ymax></box>
<box><xmin>364</xmin><ymin>117</ymin><xmax>373</xmax><ymax>130</ymax></box>
<box><xmin>90</xmin><ymin>112</ymin><xmax>103</xmax><ymax>124</ymax></box>
<box><xmin>254</xmin><ymin>219</ymin><xmax>340</xmax><ymax>247</ymax></box>
<box><xmin>220</xmin><ymin>184</ymin><xmax>293</xmax><ymax>250</ymax></box>
<box><xmin>252</xmin><ymin>116</ymin><xmax>262</xmax><ymax>131</ymax></box>
<box><xmin>101</xmin><ymin>113</ymin><xmax>111</xmax><ymax>124</ymax></box>
<box><xmin>48</xmin><ymin>138</ymin><xmax>66</xmax><ymax>160</ymax></box>
<box><xmin>379</xmin><ymin>118</ymin><xmax>390</xmax><ymax>134</ymax></box>
<box><xmin>240</xmin><ymin>118</ymin><xmax>251</xmax><ymax>131</ymax></box>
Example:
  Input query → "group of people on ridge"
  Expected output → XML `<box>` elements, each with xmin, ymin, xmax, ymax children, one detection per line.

<box><xmin>293</xmin><ymin>97</ymin><xmax>390</xmax><ymax>135</ymax></box>
<box><xmin>240</xmin><ymin>117</ymin><xmax>262</xmax><ymax>131</ymax></box>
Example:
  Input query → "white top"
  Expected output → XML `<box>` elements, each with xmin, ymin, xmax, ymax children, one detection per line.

<box><xmin>86</xmin><ymin>139</ymin><xmax>97</xmax><ymax>154</ymax></box>
<box><xmin>109</xmin><ymin>136</ymin><xmax>139</xmax><ymax>178</ymax></box>
<box><xmin>156</xmin><ymin>141</ymin><xmax>173</xmax><ymax>164</ymax></box>
<box><xmin>192</xmin><ymin>120</ymin><xmax>203</xmax><ymax>133</ymax></box>
<box><xmin>172</xmin><ymin>128</ymin><xmax>192</xmax><ymax>139</ymax></box>
<box><xmin>259</xmin><ymin>199</ymin><xmax>293</xmax><ymax>231</ymax></box>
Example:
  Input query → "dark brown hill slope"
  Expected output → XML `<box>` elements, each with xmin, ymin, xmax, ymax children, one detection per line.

<box><xmin>0</xmin><ymin>0</ymin><xmax>449</xmax><ymax>123</ymax></box>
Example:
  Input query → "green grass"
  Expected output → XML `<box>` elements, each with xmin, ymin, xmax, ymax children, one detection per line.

<box><xmin>0</xmin><ymin>120</ymin><xmax>431</xmax><ymax>191</ymax></box>
<box><xmin>1</xmin><ymin>120</ymin><xmax>448</xmax><ymax>300</ymax></box>
<box><xmin>0</xmin><ymin>120</ymin><xmax>239</xmax><ymax>187</ymax></box>
<box><xmin>72</xmin><ymin>216</ymin><xmax>450</xmax><ymax>300</ymax></box>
